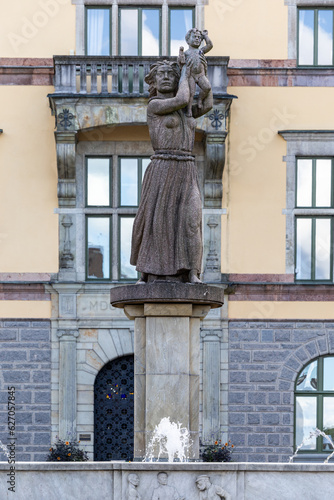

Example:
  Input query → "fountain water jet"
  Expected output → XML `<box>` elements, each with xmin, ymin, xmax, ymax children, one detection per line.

<box><xmin>144</xmin><ymin>417</ymin><xmax>192</xmax><ymax>463</ymax></box>
<box><xmin>289</xmin><ymin>428</ymin><xmax>334</xmax><ymax>463</ymax></box>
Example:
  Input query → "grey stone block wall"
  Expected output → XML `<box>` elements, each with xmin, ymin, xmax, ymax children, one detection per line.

<box><xmin>228</xmin><ymin>320</ymin><xmax>334</xmax><ymax>463</ymax></box>
<box><xmin>0</xmin><ymin>320</ymin><xmax>51</xmax><ymax>461</ymax></box>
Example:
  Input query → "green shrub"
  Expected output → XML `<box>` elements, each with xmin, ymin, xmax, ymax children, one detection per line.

<box><xmin>46</xmin><ymin>437</ymin><xmax>89</xmax><ymax>462</ymax></box>
<box><xmin>200</xmin><ymin>440</ymin><xmax>234</xmax><ymax>462</ymax></box>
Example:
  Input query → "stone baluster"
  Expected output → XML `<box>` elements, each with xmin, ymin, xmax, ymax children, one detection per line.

<box><xmin>80</xmin><ymin>62</ymin><xmax>87</xmax><ymax>93</ymax></box>
<box><xmin>90</xmin><ymin>63</ymin><xmax>97</xmax><ymax>93</ymax></box>
<box><xmin>101</xmin><ymin>63</ymin><xmax>108</xmax><ymax>93</ymax></box>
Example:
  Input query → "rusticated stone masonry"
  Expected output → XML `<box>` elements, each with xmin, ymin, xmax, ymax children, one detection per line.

<box><xmin>0</xmin><ymin>320</ymin><xmax>51</xmax><ymax>461</ymax></box>
<box><xmin>228</xmin><ymin>320</ymin><xmax>334</xmax><ymax>463</ymax></box>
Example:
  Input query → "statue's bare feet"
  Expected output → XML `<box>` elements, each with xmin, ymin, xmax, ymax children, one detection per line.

<box><xmin>189</xmin><ymin>270</ymin><xmax>202</xmax><ymax>283</ymax></box>
<box><xmin>136</xmin><ymin>273</ymin><xmax>148</xmax><ymax>284</ymax></box>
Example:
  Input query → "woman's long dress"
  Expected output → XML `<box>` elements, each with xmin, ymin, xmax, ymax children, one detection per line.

<box><xmin>130</xmin><ymin>102</ymin><xmax>202</xmax><ymax>276</ymax></box>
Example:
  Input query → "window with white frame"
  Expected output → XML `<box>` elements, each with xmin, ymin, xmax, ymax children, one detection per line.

<box><xmin>295</xmin><ymin>158</ymin><xmax>333</xmax><ymax>281</ymax></box>
<box><xmin>85</xmin><ymin>156</ymin><xmax>150</xmax><ymax>281</ymax></box>
<box><xmin>82</xmin><ymin>2</ymin><xmax>196</xmax><ymax>56</ymax></box>
<box><xmin>86</xmin><ymin>7</ymin><xmax>112</xmax><ymax>55</ymax></box>
<box><xmin>298</xmin><ymin>8</ymin><xmax>334</xmax><ymax>66</ymax></box>
<box><xmin>119</xmin><ymin>7</ymin><xmax>161</xmax><ymax>56</ymax></box>
<box><xmin>286</xmin><ymin>1</ymin><xmax>334</xmax><ymax>64</ymax></box>
<box><xmin>279</xmin><ymin>131</ymin><xmax>334</xmax><ymax>283</ymax></box>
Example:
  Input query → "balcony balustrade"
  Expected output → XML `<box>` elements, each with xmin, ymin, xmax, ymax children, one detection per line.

<box><xmin>53</xmin><ymin>55</ymin><xmax>229</xmax><ymax>97</ymax></box>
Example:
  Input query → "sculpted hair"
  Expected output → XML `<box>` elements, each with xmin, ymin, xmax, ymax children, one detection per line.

<box><xmin>144</xmin><ymin>60</ymin><xmax>181</xmax><ymax>98</ymax></box>
<box><xmin>185</xmin><ymin>28</ymin><xmax>201</xmax><ymax>43</ymax></box>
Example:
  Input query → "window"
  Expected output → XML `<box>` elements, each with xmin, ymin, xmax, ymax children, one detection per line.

<box><xmin>295</xmin><ymin>158</ymin><xmax>333</xmax><ymax>281</ymax></box>
<box><xmin>86</xmin><ymin>156</ymin><xmax>149</xmax><ymax>280</ymax></box>
<box><xmin>86</xmin><ymin>7</ymin><xmax>112</xmax><ymax>56</ymax></box>
<box><xmin>119</xmin><ymin>7</ymin><xmax>161</xmax><ymax>56</ymax></box>
<box><xmin>279</xmin><ymin>131</ymin><xmax>334</xmax><ymax>282</ymax></box>
<box><xmin>84</xmin><ymin>4</ymin><xmax>195</xmax><ymax>56</ymax></box>
<box><xmin>298</xmin><ymin>8</ymin><xmax>334</xmax><ymax>66</ymax></box>
<box><xmin>169</xmin><ymin>8</ymin><xmax>194</xmax><ymax>55</ymax></box>
<box><xmin>295</xmin><ymin>356</ymin><xmax>334</xmax><ymax>453</ymax></box>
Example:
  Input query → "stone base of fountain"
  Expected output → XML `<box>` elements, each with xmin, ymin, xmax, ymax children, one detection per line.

<box><xmin>110</xmin><ymin>282</ymin><xmax>224</xmax><ymax>461</ymax></box>
<box><xmin>2</xmin><ymin>462</ymin><xmax>334</xmax><ymax>499</ymax></box>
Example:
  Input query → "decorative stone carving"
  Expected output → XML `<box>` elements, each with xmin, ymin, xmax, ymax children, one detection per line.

<box><xmin>178</xmin><ymin>28</ymin><xmax>213</xmax><ymax>117</ymax></box>
<box><xmin>152</xmin><ymin>472</ymin><xmax>185</xmax><ymax>500</ymax></box>
<box><xmin>58</xmin><ymin>108</ymin><xmax>74</xmax><ymax>130</ymax></box>
<box><xmin>127</xmin><ymin>473</ymin><xmax>141</xmax><ymax>500</ymax></box>
<box><xmin>204</xmin><ymin>133</ymin><xmax>227</xmax><ymax>208</ymax></box>
<box><xmin>55</xmin><ymin>131</ymin><xmax>77</xmax><ymax>207</ymax></box>
<box><xmin>195</xmin><ymin>476</ymin><xmax>230</xmax><ymax>500</ymax></box>
<box><xmin>130</xmin><ymin>54</ymin><xmax>213</xmax><ymax>284</ymax></box>
<box><xmin>205</xmin><ymin>216</ymin><xmax>220</xmax><ymax>274</ymax></box>
<box><xmin>59</xmin><ymin>294</ymin><xmax>76</xmax><ymax>317</ymax></box>
<box><xmin>200</xmin><ymin>329</ymin><xmax>223</xmax><ymax>340</ymax></box>
<box><xmin>60</xmin><ymin>215</ymin><xmax>74</xmax><ymax>269</ymax></box>
<box><xmin>57</xmin><ymin>329</ymin><xmax>79</xmax><ymax>339</ymax></box>
<box><xmin>209</xmin><ymin>109</ymin><xmax>225</xmax><ymax>130</ymax></box>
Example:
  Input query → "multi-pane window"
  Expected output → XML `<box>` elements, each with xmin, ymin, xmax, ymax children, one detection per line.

<box><xmin>295</xmin><ymin>356</ymin><xmax>334</xmax><ymax>453</ymax></box>
<box><xmin>85</xmin><ymin>6</ymin><xmax>194</xmax><ymax>56</ymax></box>
<box><xmin>298</xmin><ymin>8</ymin><xmax>334</xmax><ymax>65</ymax></box>
<box><xmin>86</xmin><ymin>7</ymin><xmax>112</xmax><ymax>56</ymax></box>
<box><xmin>295</xmin><ymin>158</ymin><xmax>333</xmax><ymax>281</ymax></box>
<box><xmin>119</xmin><ymin>7</ymin><xmax>161</xmax><ymax>56</ymax></box>
<box><xmin>86</xmin><ymin>157</ymin><xmax>149</xmax><ymax>280</ymax></box>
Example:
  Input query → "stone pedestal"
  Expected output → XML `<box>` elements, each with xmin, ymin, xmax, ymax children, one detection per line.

<box><xmin>110</xmin><ymin>283</ymin><xmax>224</xmax><ymax>460</ymax></box>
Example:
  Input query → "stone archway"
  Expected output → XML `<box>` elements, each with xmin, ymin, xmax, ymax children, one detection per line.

<box><xmin>277</xmin><ymin>332</ymin><xmax>334</xmax><ymax>390</ymax></box>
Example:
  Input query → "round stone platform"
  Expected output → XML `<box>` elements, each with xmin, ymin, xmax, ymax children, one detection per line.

<box><xmin>110</xmin><ymin>282</ymin><xmax>224</xmax><ymax>309</ymax></box>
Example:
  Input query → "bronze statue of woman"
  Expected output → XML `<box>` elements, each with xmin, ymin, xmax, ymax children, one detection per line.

<box><xmin>130</xmin><ymin>57</ymin><xmax>213</xmax><ymax>283</ymax></box>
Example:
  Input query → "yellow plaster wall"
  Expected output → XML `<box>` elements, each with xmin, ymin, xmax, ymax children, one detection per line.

<box><xmin>0</xmin><ymin>301</ymin><xmax>51</xmax><ymax>318</ymax></box>
<box><xmin>1</xmin><ymin>0</ymin><xmax>75</xmax><ymax>58</ymax></box>
<box><xmin>0</xmin><ymin>86</ymin><xmax>58</xmax><ymax>272</ymax></box>
<box><xmin>229</xmin><ymin>301</ymin><xmax>334</xmax><ymax>320</ymax></box>
<box><xmin>206</xmin><ymin>0</ymin><xmax>288</xmax><ymax>60</ymax></box>
<box><xmin>224</xmin><ymin>86</ymin><xmax>334</xmax><ymax>274</ymax></box>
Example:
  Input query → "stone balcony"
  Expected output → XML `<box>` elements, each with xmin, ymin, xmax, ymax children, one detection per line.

<box><xmin>52</xmin><ymin>55</ymin><xmax>230</xmax><ymax>97</ymax></box>
<box><xmin>48</xmin><ymin>55</ymin><xmax>235</xmax><ymax>255</ymax></box>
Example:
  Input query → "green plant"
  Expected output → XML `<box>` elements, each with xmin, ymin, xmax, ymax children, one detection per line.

<box><xmin>200</xmin><ymin>439</ymin><xmax>234</xmax><ymax>462</ymax></box>
<box><xmin>46</xmin><ymin>437</ymin><xmax>89</xmax><ymax>462</ymax></box>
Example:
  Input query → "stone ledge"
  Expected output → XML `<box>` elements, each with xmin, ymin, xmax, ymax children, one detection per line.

<box><xmin>110</xmin><ymin>283</ymin><xmax>225</xmax><ymax>309</ymax></box>
<box><xmin>1</xmin><ymin>461</ymin><xmax>334</xmax><ymax>471</ymax></box>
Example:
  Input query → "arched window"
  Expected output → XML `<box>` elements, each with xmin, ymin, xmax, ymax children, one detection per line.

<box><xmin>295</xmin><ymin>356</ymin><xmax>334</xmax><ymax>453</ymax></box>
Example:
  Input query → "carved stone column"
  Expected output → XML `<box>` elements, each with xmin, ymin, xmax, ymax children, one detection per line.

<box><xmin>53</xmin><ymin>283</ymin><xmax>82</xmax><ymax>439</ymax></box>
<box><xmin>201</xmin><ymin>329</ymin><xmax>223</xmax><ymax>443</ymax></box>
<box><xmin>55</xmin><ymin>128</ymin><xmax>77</xmax><ymax>281</ymax></box>
<box><xmin>57</xmin><ymin>328</ymin><xmax>79</xmax><ymax>440</ymax></box>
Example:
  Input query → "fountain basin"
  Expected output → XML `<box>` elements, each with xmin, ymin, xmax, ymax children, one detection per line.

<box><xmin>1</xmin><ymin>461</ymin><xmax>334</xmax><ymax>499</ymax></box>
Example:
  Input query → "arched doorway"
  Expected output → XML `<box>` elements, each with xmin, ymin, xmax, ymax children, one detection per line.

<box><xmin>94</xmin><ymin>354</ymin><xmax>134</xmax><ymax>461</ymax></box>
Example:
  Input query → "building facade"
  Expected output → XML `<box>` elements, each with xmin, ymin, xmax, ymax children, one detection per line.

<box><xmin>1</xmin><ymin>0</ymin><xmax>334</xmax><ymax>462</ymax></box>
